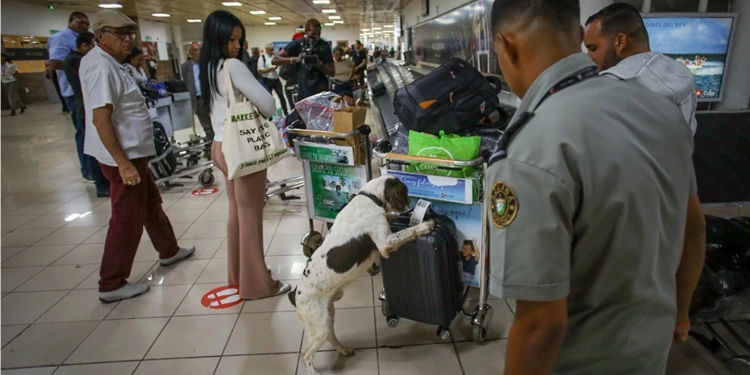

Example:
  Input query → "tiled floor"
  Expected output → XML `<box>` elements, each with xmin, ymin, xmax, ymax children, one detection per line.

<box><xmin>1</xmin><ymin>103</ymin><xmax>747</xmax><ymax>374</ymax></box>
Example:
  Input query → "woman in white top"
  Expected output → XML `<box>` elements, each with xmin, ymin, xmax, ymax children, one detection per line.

<box><xmin>2</xmin><ymin>53</ymin><xmax>27</xmax><ymax>116</ymax></box>
<box><xmin>123</xmin><ymin>47</ymin><xmax>149</xmax><ymax>85</ymax></box>
<box><xmin>200</xmin><ymin>10</ymin><xmax>290</xmax><ymax>300</ymax></box>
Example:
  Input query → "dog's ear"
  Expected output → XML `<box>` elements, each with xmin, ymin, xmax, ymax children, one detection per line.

<box><xmin>384</xmin><ymin>177</ymin><xmax>410</xmax><ymax>212</ymax></box>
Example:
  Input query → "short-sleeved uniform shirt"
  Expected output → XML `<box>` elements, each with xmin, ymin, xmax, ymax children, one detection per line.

<box><xmin>47</xmin><ymin>27</ymin><xmax>78</xmax><ymax>98</ymax></box>
<box><xmin>282</xmin><ymin>38</ymin><xmax>334</xmax><ymax>100</ymax></box>
<box><xmin>487</xmin><ymin>54</ymin><xmax>694</xmax><ymax>375</ymax></box>
<box><xmin>80</xmin><ymin>46</ymin><xmax>155</xmax><ymax>166</ymax></box>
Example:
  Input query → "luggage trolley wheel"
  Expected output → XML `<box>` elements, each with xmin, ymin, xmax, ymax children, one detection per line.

<box><xmin>301</xmin><ymin>231</ymin><xmax>324</xmax><ymax>257</ymax></box>
<box><xmin>386</xmin><ymin>315</ymin><xmax>400</xmax><ymax>328</ymax></box>
<box><xmin>728</xmin><ymin>355</ymin><xmax>750</xmax><ymax>375</ymax></box>
<box><xmin>199</xmin><ymin>169</ymin><xmax>214</xmax><ymax>187</ymax></box>
<box><xmin>471</xmin><ymin>304</ymin><xmax>494</xmax><ymax>344</ymax></box>
<box><xmin>437</xmin><ymin>327</ymin><xmax>451</xmax><ymax>341</ymax></box>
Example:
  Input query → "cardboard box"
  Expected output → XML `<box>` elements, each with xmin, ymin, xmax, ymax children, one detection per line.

<box><xmin>333</xmin><ymin>107</ymin><xmax>368</xmax><ymax>164</ymax></box>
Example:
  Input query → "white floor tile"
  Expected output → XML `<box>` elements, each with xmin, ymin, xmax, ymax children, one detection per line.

<box><xmin>35</xmin><ymin>227</ymin><xmax>102</xmax><ymax>246</ymax></box>
<box><xmin>266</xmin><ymin>234</ymin><xmax>306</xmax><ymax>257</ymax></box>
<box><xmin>242</xmin><ymin>280</ymin><xmax>299</xmax><ymax>314</ymax></box>
<box><xmin>16</xmin><ymin>264</ymin><xmax>98</xmax><ymax>292</ymax></box>
<box><xmin>174</xmin><ymin>283</ymin><xmax>246</xmax><ymax>316</ymax></box>
<box><xmin>140</xmin><ymin>259</ymin><xmax>210</xmax><ymax>286</ymax></box>
<box><xmin>66</xmin><ymin>318</ymin><xmax>169</xmax><ymax>364</ymax></box>
<box><xmin>2</xmin><ymin>245</ymin><xmax>75</xmax><ymax>267</ymax></box>
<box><xmin>1</xmin><ymin>321</ymin><xmax>99</xmax><ymax>368</ymax></box>
<box><xmin>106</xmin><ymin>284</ymin><xmax>191</xmax><ymax>319</ymax></box>
<box><xmin>2</xmin><ymin>324</ymin><xmax>29</xmax><ymax>347</ymax></box>
<box><xmin>456</xmin><ymin>340</ymin><xmax>507</xmax><ymax>375</ymax></box>
<box><xmin>296</xmin><ymin>348</ymin><xmax>379</xmax><ymax>375</ymax></box>
<box><xmin>275</xmin><ymin>217</ymin><xmax>315</xmax><ymax>235</ymax></box>
<box><xmin>53</xmin><ymin>244</ymin><xmax>105</xmax><ymax>265</ymax></box>
<box><xmin>1</xmin><ymin>266</ymin><xmax>45</xmax><ymax>293</ymax></box>
<box><xmin>194</xmin><ymin>207</ymin><xmax>228</xmax><ymax>223</ymax></box>
<box><xmin>215</xmin><ymin>353</ymin><xmax>299</xmax><ymax>375</ymax></box>
<box><xmin>166</xmin><ymin>208</ymin><xmax>206</xmax><ymax>224</ymax></box>
<box><xmin>1</xmin><ymin>228</ymin><xmax>57</xmax><ymax>247</ymax></box>
<box><xmin>378</xmin><ymin>344</ymin><xmax>462</xmax><ymax>375</ymax></box>
<box><xmin>145</xmin><ymin>314</ymin><xmax>238</xmax><ymax>359</ymax></box>
<box><xmin>37</xmin><ymin>289</ymin><xmax>117</xmax><ymax>323</ymax></box>
<box><xmin>195</xmin><ymin>258</ymin><xmax>228</xmax><ymax>284</ymax></box>
<box><xmin>301</xmin><ymin>307</ymin><xmax>376</xmax><ymax>352</ymax></box>
<box><xmin>264</xmin><ymin>255</ymin><xmax>309</xmax><ymax>281</ymax></box>
<box><xmin>224</xmin><ymin>312</ymin><xmax>303</xmax><ymax>355</ymax></box>
<box><xmin>134</xmin><ymin>357</ymin><xmax>220</xmax><ymax>375</ymax></box>
<box><xmin>180</xmin><ymin>220</ymin><xmax>228</xmax><ymax>240</ymax></box>
<box><xmin>1</xmin><ymin>246</ymin><xmax>28</xmax><ymax>261</ymax></box>
<box><xmin>1</xmin><ymin>367</ymin><xmax>57</xmax><ymax>375</ymax></box>
<box><xmin>19</xmin><ymin>214</ymin><xmax>71</xmax><ymax>230</ymax></box>
<box><xmin>1</xmin><ymin>291</ymin><xmax>68</xmax><ymax>324</ymax></box>
<box><xmin>52</xmin><ymin>362</ymin><xmax>139</xmax><ymax>375</ymax></box>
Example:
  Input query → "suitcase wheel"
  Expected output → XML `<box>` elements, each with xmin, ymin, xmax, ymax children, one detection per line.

<box><xmin>387</xmin><ymin>316</ymin><xmax>400</xmax><ymax>328</ymax></box>
<box><xmin>301</xmin><ymin>231</ymin><xmax>324</xmax><ymax>258</ymax></box>
<box><xmin>367</xmin><ymin>263</ymin><xmax>381</xmax><ymax>276</ymax></box>
<box><xmin>199</xmin><ymin>169</ymin><xmax>215</xmax><ymax>187</ymax></box>
<box><xmin>437</xmin><ymin>327</ymin><xmax>451</xmax><ymax>341</ymax></box>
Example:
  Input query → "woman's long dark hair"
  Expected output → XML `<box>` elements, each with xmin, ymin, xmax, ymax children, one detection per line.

<box><xmin>125</xmin><ymin>47</ymin><xmax>143</xmax><ymax>65</ymax></box>
<box><xmin>200</xmin><ymin>10</ymin><xmax>246</xmax><ymax>112</ymax></box>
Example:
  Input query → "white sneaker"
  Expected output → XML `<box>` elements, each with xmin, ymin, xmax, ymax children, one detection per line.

<box><xmin>160</xmin><ymin>246</ymin><xmax>196</xmax><ymax>266</ymax></box>
<box><xmin>99</xmin><ymin>282</ymin><xmax>150</xmax><ymax>303</ymax></box>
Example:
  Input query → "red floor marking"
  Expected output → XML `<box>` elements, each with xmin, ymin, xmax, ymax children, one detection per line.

<box><xmin>200</xmin><ymin>286</ymin><xmax>242</xmax><ymax>309</ymax></box>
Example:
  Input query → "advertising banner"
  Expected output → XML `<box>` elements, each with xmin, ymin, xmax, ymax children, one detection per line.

<box><xmin>305</xmin><ymin>162</ymin><xmax>368</xmax><ymax>221</ymax></box>
<box><xmin>382</xmin><ymin>169</ymin><xmax>474</xmax><ymax>204</ymax></box>
<box><xmin>297</xmin><ymin>142</ymin><xmax>356</xmax><ymax>166</ymax></box>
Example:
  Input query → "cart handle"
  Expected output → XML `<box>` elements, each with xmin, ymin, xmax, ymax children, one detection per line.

<box><xmin>373</xmin><ymin>149</ymin><xmax>484</xmax><ymax>168</ymax></box>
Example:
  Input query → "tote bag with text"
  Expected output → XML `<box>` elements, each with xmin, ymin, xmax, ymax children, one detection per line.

<box><xmin>220</xmin><ymin>65</ymin><xmax>289</xmax><ymax>179</ymax></box>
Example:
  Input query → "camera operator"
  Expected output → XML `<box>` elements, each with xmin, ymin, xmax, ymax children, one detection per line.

<box><xmin>273</xmin><ymin>18</ymin><xmax>334</xmax><ymax>101</ymax></box>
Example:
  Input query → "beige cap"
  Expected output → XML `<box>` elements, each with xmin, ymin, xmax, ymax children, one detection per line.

<box><xmin>91</xmin><ymin>9</ymin><xmax>137</xmax><ymax>32</ymax></box>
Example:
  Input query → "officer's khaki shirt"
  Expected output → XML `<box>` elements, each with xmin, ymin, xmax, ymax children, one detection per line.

<box><xmin>487</xmin><ymin>54</ymin><xmax>694</xmax><ymax>374</ymax></box>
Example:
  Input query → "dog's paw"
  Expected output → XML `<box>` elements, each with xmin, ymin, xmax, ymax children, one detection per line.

<box><xmin>417</xmin><ymin>220</ymin><xmax>435</xmax><ymax>234</ymax></box>
<box><xmin>337</xmin><ymin>346</ymin><xmax>355</xmax><ymax>356</ymax></box>
<box><xmin>386</xmin><ymin>213</ymin><xmax>399</xmax><ymax>223</ymax></box>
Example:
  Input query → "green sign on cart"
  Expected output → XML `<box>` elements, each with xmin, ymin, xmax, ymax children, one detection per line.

<box><xmin>305</xmin><ymin>161</ymin><xmax>367</xmax><ymax>221</ymax></box>
<box><xmin>298</xmin><ymin>143</ymin><xmax>355</xmax><ymax>166</ymax></box>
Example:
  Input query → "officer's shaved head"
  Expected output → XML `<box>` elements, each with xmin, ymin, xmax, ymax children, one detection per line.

<box><xmin>491</xmin><ymin>0</ymin><xmax>580</xmax><ymax>34</ymax></box>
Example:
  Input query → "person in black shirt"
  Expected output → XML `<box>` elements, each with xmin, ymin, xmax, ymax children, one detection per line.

<box><xmin>63</xmin><ymin>31</ymin><xmax>109</xmax><ymax>197</ymax></box>
<box><xmin>351</xmin><ymin>40</ymin><xmax>368</xmax><ymax>86</ymax></box>
<box><xmin>273</xmin><ymin>18</ymin><xmax>334</xmax><ymax>101</ymax></box>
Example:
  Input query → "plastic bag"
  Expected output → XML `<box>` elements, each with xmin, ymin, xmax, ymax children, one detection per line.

<box><xmin>690</xmin><ymin>215</ymin><xmax>750</xmax><ymax>321</ymax></box>
<box><xmin>407</xmin><ymin>130</ymin><xmax>481</xmax><ymax>178</ymax></box>
<box><xmin>457</xmin><ymin>126</ymin><xmax>504</xmax><ymax>156</ymax></box>
<box><xmin>388</xmin><ymin>122</ymin><xmax>410</xmax><ymax>155</ymax></box>
<box><xmin>293</xmin><ymin>91</ymin><xmax>347</xmax><ymax>132</ymax></box>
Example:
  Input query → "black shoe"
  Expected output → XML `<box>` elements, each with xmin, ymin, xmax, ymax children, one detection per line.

<box><xmin>20</xmin><ymin>107</ymin><xmax>26</xmax><ymax>113</ymax></box>
<box><xmin>10</xmin><ymin>110</ymin><xmax>15</xmax><ymax>116</ymax></box>
<box><xmin>96</xmin><ymin>189</ymin><xmax>110</xmax><ymax>198</ymax></box>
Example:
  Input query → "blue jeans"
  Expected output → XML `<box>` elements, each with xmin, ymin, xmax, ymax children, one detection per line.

<box><xmin>64</xmin><ymin>96</ymin><xmax>89</xmax><ymax>179</ymax></box>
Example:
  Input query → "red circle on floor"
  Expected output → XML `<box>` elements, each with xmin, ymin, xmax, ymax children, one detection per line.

<box><xmin>200</xmin><ymin>286</ymin><xmax>242</xmax><ymax>309</ymax></box>
<box><xmin>192</xmin><ymin>187</ymin><xmax>219</xmax><ymax>196</ymax></box>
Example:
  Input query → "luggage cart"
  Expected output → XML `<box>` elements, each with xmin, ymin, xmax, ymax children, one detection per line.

<box><xmin>372</xmin><ymin>150</ymin><xmax>494</xmax><ymax>344</ymax></box>
<box><xmin>690</xmin><ymin>319</ymin><xmax>750</xmax><ymax>374</ymax></box>
<box><xmin>287</xmin><ymin>125</ymin><xmax>376</xmax><ymax>264</ymax></box>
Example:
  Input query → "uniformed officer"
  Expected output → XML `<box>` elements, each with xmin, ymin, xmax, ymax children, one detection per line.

<box><xmin>487</xmin><ymin>1</ymin><xmax>695</xmax><ymax>374</ymax></box>
<box><xmin>584</xmin><ymin>2</ymin><xmax>707</xmax><ymax>345</ymax></box>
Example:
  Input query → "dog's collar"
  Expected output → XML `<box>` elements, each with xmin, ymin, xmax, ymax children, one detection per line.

<box><xmin>358</xmin><ymin>192</ymin><xmax>386</xmax><ymax>209</ymax></box>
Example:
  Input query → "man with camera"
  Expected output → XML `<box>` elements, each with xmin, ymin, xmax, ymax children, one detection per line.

<box><xmin>273</xmin><ymin>18</ymin><xmax>334</xmax><ymax>101</ymax></box>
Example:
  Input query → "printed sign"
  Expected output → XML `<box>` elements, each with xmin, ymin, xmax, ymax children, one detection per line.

<box><xmin>192</xmin><ymin>187</ymin><xmax>219</xmax><ymax>196</ymax></box>
<box><xmin>304</xmin><ymin>161</ymin><xmax>368</xmax><ymax>221</ymax></box>
<box><xmin>297</xmin><ymin>142</ymin><xmax>356</xmax><ymax>166</ymax></box>
<box><xmin>382</xmin><ymin>169</ymin><xmax>474</xmax><ymax>204</ymax></box>
<box><xmin>200</xmin><ymin>286</ymin><xmax>242</xmax><ymax>309</ymax></box>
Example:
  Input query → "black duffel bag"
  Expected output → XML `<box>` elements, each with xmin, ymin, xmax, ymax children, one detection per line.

<box><xmin>164</xmin><ymin>80</ymin><xmax>188</xmax><ymax>93</ymax></box>
<box><xmin>393</xmin><ymin>58</ymin><xmax>502</xmax><ymax>136</ymax></box>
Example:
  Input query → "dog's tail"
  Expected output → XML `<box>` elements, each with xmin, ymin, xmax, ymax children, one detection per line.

<box><xmin>287</xmin><ymin>286</ymin><xmax>297</xmax><ymax>307</ymax></box>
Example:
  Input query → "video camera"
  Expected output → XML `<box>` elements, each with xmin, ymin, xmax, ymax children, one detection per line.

<box><xmin>299</xmin><ymin>37</ymin><xmax>320</xmax><ymax>66</ymax></box>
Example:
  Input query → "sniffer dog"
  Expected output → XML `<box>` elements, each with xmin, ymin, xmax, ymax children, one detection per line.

<box><xmin>289</xmin><ymin>175</ymin><xmax>435</xmax><ymax>375</ymax></box>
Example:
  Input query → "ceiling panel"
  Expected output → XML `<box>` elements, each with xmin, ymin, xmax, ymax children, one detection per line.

<box><xmin>22</xmin><ymin>0</ymin><xmax>411</xmax><ymax>28</ymax></box>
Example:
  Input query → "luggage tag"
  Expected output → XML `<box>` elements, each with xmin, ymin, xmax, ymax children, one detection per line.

<box><xmin>409</xmin><ymin>199</ymin><xmax>433</xmax><ymax>227</ymax></box>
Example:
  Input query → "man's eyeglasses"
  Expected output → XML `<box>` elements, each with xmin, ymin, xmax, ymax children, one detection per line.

<box><xmin>102</xmin><ymin>29</ymin><xmax>137</xmax><ymax>41</ymax></box>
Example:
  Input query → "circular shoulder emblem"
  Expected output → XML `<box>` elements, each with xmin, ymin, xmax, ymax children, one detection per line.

<box><xmin>491</xmin><ymin>182</ymin><xmax>518</xmax><ymax>228</ymax></box>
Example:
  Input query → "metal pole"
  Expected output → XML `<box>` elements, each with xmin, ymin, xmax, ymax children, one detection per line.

<box><xmin>642</xmin><ymin>0</ymin><xmax>652</xmax><ymax>13</ymax></box>
<box><xmin>698</xmin><ymin>0</ymin><xmax>708</xmax><ymax>12</ymax></box>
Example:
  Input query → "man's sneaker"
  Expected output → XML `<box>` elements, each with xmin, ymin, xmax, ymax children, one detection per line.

<box><xmin>160</xmin><ymin>245</ymin><xmax>196</xmax><ymax>266</ymax></box>
<box><xmin>99</xmin><ymin>282</ymin><xmax>150</xmax><ymax>303</ymax></box>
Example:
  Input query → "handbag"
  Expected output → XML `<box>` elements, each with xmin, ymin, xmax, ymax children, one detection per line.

<box><xmin>220</xmin><ymin>64</ymin><xmax>290</xmax><ymax>180</ymax></box>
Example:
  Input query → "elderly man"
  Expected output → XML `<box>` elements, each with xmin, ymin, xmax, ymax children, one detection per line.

<box><xmin>81</xmin><ymin>10</ymin><xmax>195</xmax><ymax>303</ymax></box>
<box><xmin>180</xmin><ymin>41</ymin><xmax>213</xmax><ymax>150</ymax></box>
<box><xmin>47</xmin><ymin>11</ymin><xmax>91</xmax><ymax>182</ymax></box>
<box><xmin>258</xmin><ymin>42</ymin><xmax>288</xmax><ymax>116</ymax></box>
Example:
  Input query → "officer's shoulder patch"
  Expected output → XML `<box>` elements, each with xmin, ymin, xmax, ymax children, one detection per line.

<box><xmin>491</xmin><ymin>182</ymin><xmax>518</xmax><ymax>228</ymax></box>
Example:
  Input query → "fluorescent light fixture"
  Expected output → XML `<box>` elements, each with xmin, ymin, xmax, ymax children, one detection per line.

<box><xmin>264</xmin><ymin>22</ymin><xmax>276</xmax><ymax>25</ymax></box>
<box><xmin>324</xmin><ymin>22</ymin><xmax>335</xmax><ymax>26</ymax></box>
<box><xmin>333</xmin><ymin>20</ymin><xmax>343</xmax><ymax>24</ymax></box>
<box><xmin>385</xmin><ymin>24</ymin><xmax>394</xmax><ymax>28</ymax></box>
<box><xmin>372</xmin><ymin>27</ymin><xmax>381</xmax><ymax>30</ymax></box>
<box><xmin>361</xmin><ymin>28</ymin><xmax>370</xmax><ymax>31</ymax></box>
<box><xmin>312</xmin><ymin>0</ymin><xmax>330</xmax><ymax>4</ymax></box>
<box><xmin>328</xmin><ymin>15</ymin><xmax>340</xmax><ymax>19</ymax></box>
<box><xmin>98</xmin><ymin>3</ymin><xmax>123</xmax><ymax>8</ymax></box>
<box><xmin>152</xmin><ymin>13</ymin><xmax>170</xmax><ymax>17</ymax></box>
<box><xmin>187</xmin><ymin>19</ymin><xmax>201</xmax><ymax>23</ymax></box>
<box><xmin>222</xmin><ymin>1</ymin><xmax>242</xmax><ymax>6</ymax></box>
<box><xmin>322</xmin><ymin>9</ymin><xmax>336</xmax><ymax>13</ymax></box>
<box><xmin>268</xmin><ymin>16</ymin><xmax>281</xmax><ymax>20</ymax></box>
<box><xmin>249</xmin><ymin>10</ymin><xmax>266</xmax><ymax>15</ymax></box>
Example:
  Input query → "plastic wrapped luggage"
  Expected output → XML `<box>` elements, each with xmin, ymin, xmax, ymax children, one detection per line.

<box><xmin>148</xmin><ymin>121</ymin><xmax>177</xmax><ymax>180</ymax></box>
<box><xmin>690</xmin><ymin>215</ymin><xmax>750</xmax><ymax>321</ymax></box>
<box><xmin>392</xmin><ymin>58</ymin><xmax>503</xmax><ymax>136</ymax></box>
<box><xmin>381</xmin><ymin>205</ymin><xmax>463</xmax><ymax>339</ymax></box>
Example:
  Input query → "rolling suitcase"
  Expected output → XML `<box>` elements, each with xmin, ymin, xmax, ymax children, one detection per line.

<box><xmin>392</xmin><ymin>58</ymin><xmax>503</xmax><ymax>136</ymax></box>
<box><xmin>381</xmin><ymin>206</ymin><xmax>463</xmax><ymax>340</ymax></box>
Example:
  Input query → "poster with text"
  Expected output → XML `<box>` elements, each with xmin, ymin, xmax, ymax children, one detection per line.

<box><xmin>644</xmin><ymin>16</ymin><xmax>735</xmax><ymax>100</ymax></box>
<box><xmin>305</xmin><ymin>162</ymin><xmax>367</xmax><ymax>221</ymax></box>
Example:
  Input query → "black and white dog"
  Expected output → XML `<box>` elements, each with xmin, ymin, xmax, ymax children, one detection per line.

<box><xmin>289</xmin><ymin>175</ymin><xmax>435</xmax><ymax>375</ymax></box>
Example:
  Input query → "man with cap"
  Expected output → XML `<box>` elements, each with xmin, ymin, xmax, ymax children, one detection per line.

<box><xmin>584</xmin><ymin>2</ymin><xmax>707</xmax><ymax>344</ymax></box>
<box><xmin>81</xmin><ymin>10</ymin><xmax>196</xmax><ymax>303</ymax></box>
<box><xmin>486</xmin><ymin>0</ymin><xmax>694</xmax><ymax>374</ymax></box>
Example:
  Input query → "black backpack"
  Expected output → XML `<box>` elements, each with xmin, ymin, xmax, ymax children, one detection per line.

<box><xmin>148</xmin><ymin>121</ymin><xmax>177</xmax><ymax>180</ymax></box>
<box><xmin>393</xmin><ymin>58</ymin><xmax>503</xmax><ymax>136</ymax></box>
<box><xmin>279</xmin><ymin>60</ymin><xmax>298</xmax><ymax>81</ymax></box>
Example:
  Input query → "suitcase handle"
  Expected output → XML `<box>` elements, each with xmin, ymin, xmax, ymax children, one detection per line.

<box><xmin>373</xmin><ymin>150</ymin><xmax>484</xmax><ymax>167</ymax></box>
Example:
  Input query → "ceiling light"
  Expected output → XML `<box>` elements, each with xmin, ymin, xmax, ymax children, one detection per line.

<box><xmin>249</xmin><ymin>10</ymin><xmax>266</xmax><ymax>15</ymax></box>
<box><xmin>372</xmin><ymin>27</ymin><xmax>381</xmax><ymax>30</ymax></box>
<box><xmin>324</xmin><ymin>22</ymin><xmax>335</xmax><ymax>26</ymax></box>
<box><xmin>385</xmin><ymin>25</ymin><xmax>394</xmax><ymax>28</ymax></box>
<box><xmin>328</xmin><ymin>15</ymin><xmax>340</xmax><ymax>19</ymax></box>
<box><xmin>313</xmin><ymin>0</ymin><xmax>330</xmax><ymax>3</ymax></box>
<box><xmin>264</xmin><ymin>22</ymin><xmax>276</xmax><ymax>25</ymax></box>
<box><xmin>187</xmin><ymin>19</ymin><xmax>201</xmax><ymax>23</ymax></box>
<box><xmin>322</xmin><ymin>9</ymin><xmax>336</xmax><ymax>13</ymax></box>
<box><xmin>98</xmin><ymin>3</ymin><xmax>123</xmax><ymax>8</ymax></box>
<box><xmin>222</xmin><ymin>1</ymin><xmax>242</xmax><ymax>6</ymax></box>
<box><xmin>268</xmin><ymin>16</ymin><xmax>281</xmax><ymax>21</ymax></box>
<box><xmin>333</xmin><ymin>20</ymin><xmax>343</xmax><ymax>24</ymax></box>
<box><xmin>361</xmin><ymin>28</ymin><xmax>370</xmax><ymax>32</ymax></box>
<box><xmin>152</xmin><ymin>13</ymin><xmax>170</xmax><ymax>17</ymax></box>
